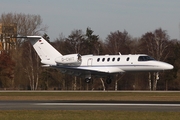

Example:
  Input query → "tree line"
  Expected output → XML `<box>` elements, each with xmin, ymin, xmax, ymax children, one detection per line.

<box><xmin>0</xmin><ymin>13</ymin><xmax>179</xmax><ymax>90</ymax></box>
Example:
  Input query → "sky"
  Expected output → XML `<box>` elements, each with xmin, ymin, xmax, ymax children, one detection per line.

<box><xmin>0</xmin><ymin>0</ymin><xmax>180</xmax><ymax>41</ymax></box>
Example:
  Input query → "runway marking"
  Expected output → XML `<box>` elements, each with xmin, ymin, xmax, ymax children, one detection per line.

<box><xmin>34</xmin><ymin>103</ymin><xmax>180</xmax><ymax>107</ymax></box>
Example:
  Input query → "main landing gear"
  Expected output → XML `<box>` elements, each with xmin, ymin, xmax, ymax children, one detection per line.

<box><xmin>106</xmin><ymin>78</ymin><xmax>112</xmax><ymax>84</ymax></box>
<box><xmin>84</xmin><ymin>77</ymin><xmax>112</xmax><ymax>84</ymax></box>
<box><xmin>85</xmin><ymin>78</ymin><xmax>91</xmax><ymax>83</ymax></box>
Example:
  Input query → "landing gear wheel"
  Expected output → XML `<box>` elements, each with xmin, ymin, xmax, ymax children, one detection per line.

<box><xmin>106</xmin><ymin>78</ymin><xmax>112</xmax><ymax>84</ymax></box>
<box><xmin>85</xmin><ymin>78</ymin><xmax>91</xmax><ymax>83</ymax></box>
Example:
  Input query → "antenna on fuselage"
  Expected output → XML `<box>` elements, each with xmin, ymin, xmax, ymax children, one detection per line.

<box><xmin>119</xmin><ymin>52</ymin><xmax>121</xmax><ymax>55</ymax></box>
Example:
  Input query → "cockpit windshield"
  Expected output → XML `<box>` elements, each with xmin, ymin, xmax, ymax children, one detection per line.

<box><xmin>138</xmin><ymin>56</ymin><xmax>155</xmax><ymax>61</ymax></box>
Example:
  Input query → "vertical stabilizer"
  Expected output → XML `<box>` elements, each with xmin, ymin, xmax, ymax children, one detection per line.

<box><xmin>27</xmin><ymin>36</ymin><xmax>62</xmax><ymax>65</ymax></box>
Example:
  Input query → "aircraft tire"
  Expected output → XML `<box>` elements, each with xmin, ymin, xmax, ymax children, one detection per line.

<box><xmin>106</xmin><ymin>78</ymin><xmax>112</xmax><ymax>84</ymax></box>
<box><xmin>85</xmin><ymin>78</ymin><xmax>91</xmax><ymax>83</ymax></box>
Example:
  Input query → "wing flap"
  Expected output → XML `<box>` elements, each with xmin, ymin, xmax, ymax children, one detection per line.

<box><xmin>76</xmin><ymin>66</ymin><xmax>125</xmax><ymax>73</ymax></box>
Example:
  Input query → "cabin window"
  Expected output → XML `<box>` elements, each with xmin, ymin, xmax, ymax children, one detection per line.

<box><xmin>102</xmin><ymin>58</ymin><xmax>105</xmax><ymax>62</ymax></box>
<box><xmin>97</xmin><ymin>58</ymin><xmax>100</xmax><ymax>62</ymax></box>
<box><xmin>117</xmin><ymin>57</ymin><xmax>120</xmax><ymax>61</ymax></box>
<box><xmin>112</xmin><ymin>58</ymin><xmax>115</xmax><ymax>61</ymax></box>
<box><xmin>107</xmin><ymin>58</ymin><xmax>110</xmax><ymax>62</ymax></box>
<box><xmin>138</xmin><ymin>56</ymin><xmax>155</xmax><ymax>61</ymax></box>
<box><xmin>126</xmin><ymin>57</ymin><xmax>130</xmax><ymax>61</ymax></box>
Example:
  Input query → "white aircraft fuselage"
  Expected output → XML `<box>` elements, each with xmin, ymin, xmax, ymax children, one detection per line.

<box><xmin>79</xmin><ymin>54</ymin><xmax>173</xmax><ymax>71</ymax></box>
<box><xmin>26</xmin><ymin>36</ymin><xmax>174</xmax><ymax>84</ymax></box>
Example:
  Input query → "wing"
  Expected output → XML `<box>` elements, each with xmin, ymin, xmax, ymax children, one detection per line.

<box><xmin>77</xmin><ymin>66</ymin><xmax>125</xmax><ymax>73</ymax></box>
<box><xmin>47</xmin><ymin>65</ymin><xmax>124</xmax><ymax>77</ymax></box>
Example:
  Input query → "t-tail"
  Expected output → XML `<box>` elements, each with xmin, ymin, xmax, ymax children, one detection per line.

<box><xmin>26</xmin><ymin>36</ymin><xmax>62</xmax><ymax>65</ymax></box>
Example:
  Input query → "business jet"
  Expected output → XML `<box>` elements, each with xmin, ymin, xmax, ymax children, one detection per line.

<box><xmin>25</xmin><ymin>36</ymin><xmax>173</xmax><ymax>84</ymax></box>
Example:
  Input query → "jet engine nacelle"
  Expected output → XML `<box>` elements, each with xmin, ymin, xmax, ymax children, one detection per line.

<box><xmin>55</xmin><ymin>54</ymin><xmax>82</xmax><ymax>66</ymax></box>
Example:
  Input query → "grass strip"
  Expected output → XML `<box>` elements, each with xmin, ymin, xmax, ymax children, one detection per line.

<box><xmin>0</xmin><ymin>110</ymin><xmax>179</xmax><ymax>120</ymax></box>
<box><xmin>0</xmin><ymin>91</ymin><xmax>180</xmax><ymax>101</ymax></box>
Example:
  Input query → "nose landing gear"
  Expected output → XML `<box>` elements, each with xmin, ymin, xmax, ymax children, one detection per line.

<box><xmin>106</xmin><ymin>78</ymin><xmax>112</xmax><ymax>84</ymax></box>
<box><xmin>85</xmin><ymin>77</ymin><xmax>91</xmax><ymax>83</ymax></box>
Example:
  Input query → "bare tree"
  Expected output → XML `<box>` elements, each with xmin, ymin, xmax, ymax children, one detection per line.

<box><xmin>0</xmin><ymin>13</ymin><xmax>47</xmax><ymax>90</ymax></box>
<box><xmin>139</xmin><ymin>28</ymin><xmax>171</xmax><ymax>90</ymax></box>
<box><xmin>21</xmin><ymin>42</ymin><xmax>40</xmax><ymax>90</ymax></box>
<box><xmin>65</xmin><ymin>30</ymin><xmax>85</xmax><ymax>90</ymax></box>
<box><xmin>65</xmin><ymin>29</ymin><xmax>85</xmax><ymax>54</ymax></box>
<box><xmin>105</xmin><ymin>30</ymin><xmax>131</xmax><ymax>54</ymax></box>
<box><xmin>105</xmin><ymin>30</ymin><xmax>132</xmax><ymax>90</ymax></box>
<box><xmin>0</xmin><ymin>13</ymin><xmax>47</xmax><ymax>47</ymax></box>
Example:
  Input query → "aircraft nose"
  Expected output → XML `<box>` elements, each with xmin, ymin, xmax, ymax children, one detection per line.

<box><xmin>163</xmin><ymin>63</ymin><xmax>174</xmax><ymax>70</ymax></box>
<box><xmin>168</xmin><ymin>64</ymin><xmax>174</xmax><ymax>70</ymax></box>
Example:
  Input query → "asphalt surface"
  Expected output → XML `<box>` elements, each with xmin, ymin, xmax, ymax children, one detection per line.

<box><xmin>0</xmin><ymin>100</ymin><xmax>180</xmax><ymax>111</ymax></box>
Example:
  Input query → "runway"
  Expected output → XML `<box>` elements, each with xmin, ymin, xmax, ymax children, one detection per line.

<box><xmin>0</xmin><ymin>100</ymin><xmax>180</xmax><ymax>111</ymax></box>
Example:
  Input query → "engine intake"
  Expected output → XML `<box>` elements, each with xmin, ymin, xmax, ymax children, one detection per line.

<box><xmin>55</xmin><ymin>54</ymin><xmax>82</xmax><ymax>66</ymax></box>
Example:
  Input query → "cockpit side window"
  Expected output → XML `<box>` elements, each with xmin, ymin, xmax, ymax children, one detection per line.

<box><xmin>138</xmin><ymin>56</ymin><xmax>155</xmax><ymax>61</ymax></box>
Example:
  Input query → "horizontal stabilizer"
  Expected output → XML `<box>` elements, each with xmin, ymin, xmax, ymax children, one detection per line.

<box><xmin>41</xmin><ymin>65</ymin><xmax>50</xmax><ymax>67</ymax></box>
